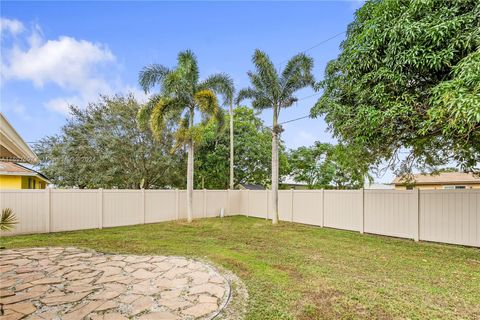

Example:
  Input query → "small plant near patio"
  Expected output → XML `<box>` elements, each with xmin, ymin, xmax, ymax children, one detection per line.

<box><xmin>0</xmin><ymin>208</ymin><xmax>18</xmax><ymax>232</ymax></box>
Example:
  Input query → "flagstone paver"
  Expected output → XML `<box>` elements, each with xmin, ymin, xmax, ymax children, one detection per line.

<box><xmin>0</xmin><ymin>247</ymin><xmax>230</xmax><ymax>319</ymax></box>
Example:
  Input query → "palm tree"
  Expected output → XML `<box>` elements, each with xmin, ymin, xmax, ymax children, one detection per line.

<box><xmin>238</xmin><ymin>49</ymin><xmax>314</xmax><ymax>224</ymax></box>
<box><xmin>214</xmin><ymin>84</ymin><xmax>237</xmax><ymax>190</ymax></box>
<box><xmin>139</xmin><ymin>50</ymin><xmax>233</xmax><ymax>222</ymax></box>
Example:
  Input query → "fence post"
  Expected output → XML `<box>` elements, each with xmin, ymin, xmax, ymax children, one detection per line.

<box><xmin>360</xmin><ymin>188</ymin><xmax>365</xmax><ymax>234</ymax></box>
<box><xmin>290</xmin><ymin>189</ymin><xmax>294</xmax><ymax>222</ymax></box>
<box><xmin>413</xmin><ymin>188</ymin><xmax>420</xmax><ymax>241</ymax></box>
<box><xmin>204</xmin><ymin>189</ymin><xmax>207</xmax><ymax>218</ymax></box>
<box><xmin>141</xmin><ymin>188</ymin><xmax>145</xmax><ymax>224</ymax></box>
<box><xmin>320</xmin><ymin>189</ymin><xmax>324</xmax><ymax>227</ymax></box>
<box><xmin>247</xmin><ymin>189</ymin><xmax>250</xmax><ymax>217</ymax></box>
<box><xmin>98</xmin><ymin>188</ymin><xmax>103</xmax><ymax>229</ymax></box>
<box><xmin>266</xmin><ymin>190</ymin><xmax>269</xmax><ymax>220</ymax></box>
<box><xmin>175</xmin><ymin>189</ymin><xmax>179</xmax><ymax>220</ymax></box>
<box><xmin>45</xmin><ymin>188</ymin><xmax>51</xmax><ymax>233</ymax></box>
<box><xmin>227</xmin><ymin>189</ymin><xmax>231</xmax><ymax>216</ymax></box>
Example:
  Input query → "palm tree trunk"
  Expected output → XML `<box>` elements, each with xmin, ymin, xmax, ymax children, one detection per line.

<box><xmin>187</xmin><ymin>107</ymin><xmax>194</xmax><ymax>223</ymax></box>
<box><xmin>271</xmin><ymin>107</ymin><xmax>279</xmax><ymax>224</ymax></box>
<box><xmin>229</xmin><ymin>101</ymin><xmax>234</xmax><ymax>190</ymax></box>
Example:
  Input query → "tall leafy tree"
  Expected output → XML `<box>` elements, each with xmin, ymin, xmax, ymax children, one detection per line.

<box><xmin>238</xmin><ymin>49</ymin><xmax>314</xmax><ymax>224</ymax></box>
<box><xmin>288</xmin><ymin>142</ymin><xmax>370</xmax><ymax>189</ymax></box>
<box><xmin>138</xmin><ymin>50</ymin><xmax>231</xmax><ymax>222</ymax></box>
<box><xmin>195</xmin><ymin>106</ymin><xmax>289</xmax><ymax>189</ymax></box>
<box><xmin>311</xmin><ymin>0</ymin><xmax>480</xmax><ymax>175</ymax></box>
<box><xmin>34</xmin><ymin>95</ymin><xmax>184</xmax><ymax>189</ymax></box>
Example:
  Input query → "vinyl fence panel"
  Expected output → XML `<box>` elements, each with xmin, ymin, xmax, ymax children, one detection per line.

<box><xmin>102</xmin><ymin>190</ymin><xmax>142</xmax><ymax>227</ymax></box>
<box><xmin>420</xmin><ymin>190</ymin><xmax>479</xmax><ymax>247</ymax></box>
<box><xmin>1</xmin><ymin>188</ymin><xmax>479</xmax><ymax>247</ymax></box>
<box><xmin>291</xmin><ymin>190</ymin><xmax>323</xmax><ymax>226</ymax></box>
<box><xmin>324</xmin><ymin>190</ymin><xmax>363</xmax><ymax>232</ymax></box>
<box><xmin>145</xmin><ymin>190</ymin><xmax>177</xmax><ymax>223</ymax></box>
<box><xmin>0</xmin><ymin>190</ymin><xmax>46</xmax><ymax>235</ymax></box>
<box><xmin>248</xmin><ymin>190</ymin><xmax>268</xmax><ymax>219</ymax></box>
<box><xmin>206</xmin><ymin>190</ymin><xmax>228</xmax><ymax>217</ymax></box>
<box><xmin>364</xmin><ymin>190</ymin><xmax>417</xmax><ymax>239</ymax></box>
<box><xmin>51</xmin><ymin>190</ymin><xmax>99</xmax><ymax>232</ymax></box>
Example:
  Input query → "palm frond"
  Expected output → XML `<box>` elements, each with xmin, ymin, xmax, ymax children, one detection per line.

<box><xmin>139</xmin><ymin>64</ymin><xmax>171</xmax><ymax>93</ymax></box>
<box><xmin>177</xmin><ymin>50</ymin><xmax>200</xmax><ymax>89</ymax></box>
<box><xmin>236</xmin><ymin>88</ymin><xmax>257</xmax><ymax>104</ymax></box>
<box><xmin>0</xmin><ymin>208</ymin><xmax>18</xmax><ymax>232</ymax></box>
<box><xmin>199</xmin><ymin>73</ymin><xmax>235</xmax><ymax>105</ymax></box>
<box><xmin>251</xmin><ymin>49</ymin><xmax>280</xmax><ymax>98</ymax></box>
<box><xmin>137</xmin><ymin>105</ymin><xmax>152</xmax><ymax>132</ymax></box>
<box><xmin>149</xmin><ymin>98</ymin><xmax>185</xmax><ymax>139</ymax></box>
<box><xmin>281</xmin><ymin>53</ymin><xmax>315</xmax><ymax>98</ymax></box>
<box><xmin>194</xmin><ymin>89</ymin><xmax>219</xmax><ymax>115</ymax></box>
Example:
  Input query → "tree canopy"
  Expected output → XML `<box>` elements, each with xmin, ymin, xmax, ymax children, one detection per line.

<box><xmin>311</xmin><ymin>0</ymin><xmax>480</xmax><ymax>175</ymax></box>
<box><xmin>34</xmin><ymin>95</ymin><xmax>185</xmax><ymax>189</ymax></box>
<box><xmin>194</xmin><ymin>106</ymin><xmax>289</xmax><ymax>189</ymax></box>
<box><xmin>288</xmin><ymin>142</ymin><xmax>369</xmax><ymax>189</ymax></box>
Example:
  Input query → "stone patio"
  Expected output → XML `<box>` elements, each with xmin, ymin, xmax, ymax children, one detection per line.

<box><xmin>0</xmin><ymin>247</ymin><xmax>231</xmax><ymax>320</ymax></box>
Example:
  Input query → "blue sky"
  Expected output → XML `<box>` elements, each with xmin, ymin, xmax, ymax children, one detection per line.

<box><xmin>2</xmin><ymin>1</ymin><xmax>394</xmax><ymax>182</ymax></box>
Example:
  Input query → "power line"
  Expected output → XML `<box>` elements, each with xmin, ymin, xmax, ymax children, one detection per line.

<box><xmin>270</xmin><ymin>31</ymin><xmax>346</xmax><ymax>125</ymax></box>
<box><xmin>277</xmin><ymin>31</ymin><xmax>346</xmax><ymax>66</ymax></box>
<box><xmin>280</xmin><ymin>115</ymin><xmax>310</xmax><ymax>125</ymax></box>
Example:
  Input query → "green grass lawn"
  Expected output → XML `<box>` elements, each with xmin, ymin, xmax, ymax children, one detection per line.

<box><xmin>2</xmin><ymin>216</ymin><xmax>479</xmax><ymax>319</ymax></box>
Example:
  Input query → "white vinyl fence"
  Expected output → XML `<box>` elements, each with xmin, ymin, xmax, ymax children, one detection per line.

<box><xmin>1</xmin><ymin>189</ymin><xmax>479</xmax><ymax>247</ymax></box>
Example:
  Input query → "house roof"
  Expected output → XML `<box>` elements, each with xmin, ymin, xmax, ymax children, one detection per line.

<box><xmin>0</xmin><ymin>162</ymin><xmax>50</xmax><ymax>183</ymax></box>
<box><xmin>0</xmin><ymin>112</ymin><xmax>38</xmax><ymax>163</ymax></box>
<box><xmin>364</xmin><ymin>183</ymin><xmax>395</xmax><ymax>190</ymax></box>
<box><xmin>393</xmin><ymin>172</ymin><xmax>480</xmax><ymax>185</ymax></box>
<box><xmin>280</xmin><ymin>176</ymin><xmax>308</xmax><ymax>186</ymax></box>
<box><xmin>237</xmin><ymin>183</ymin><xmax>265</xmax><ymax>190</ymax></box>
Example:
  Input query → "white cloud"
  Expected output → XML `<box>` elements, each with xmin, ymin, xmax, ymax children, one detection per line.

<box><xmin>1</xmin><ymin>22</ymin><xmax>118</xmax><ymax>114</ymax></box>
<box><xmin>2</xmin><ymin>19</ymin><xmax>149</xmax><ymax>115</ymax></box>
<box><xmin>2</xmin><ymin>34</ymin><xmax>115</xmax><ymax>89</ymax></box>
<box><xmin>44</xmin><ymin>96</ymin><xmax>84</xmax><ymax>114</ymax></box>
<box><xmin>0</xmin><ymin>18</ymin><xmax>24</xmax><ymax>36</ymax></box>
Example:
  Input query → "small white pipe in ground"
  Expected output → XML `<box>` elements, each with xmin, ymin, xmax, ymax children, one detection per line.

<box><xmin>220</xmin><ymin>208</ymin><xmax>225</xmax><ymax>218</ymax></box>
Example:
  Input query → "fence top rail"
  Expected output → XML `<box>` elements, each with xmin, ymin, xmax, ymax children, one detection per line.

<box><xmin>324</xmin><ymin>189</ymin><xmax>362</xmax><ymax>193</ymax></box>
<box><xmin>420</xmin><ymin>189</ymin><xmax>480</xmax><ymax>194</ymax></box>
<box><xmin>364</xmin><ymin>189</ymin><xmax>415</xmax><ymax>194</ymax></box>
<box><xmin>0</xmin><ymin>189</ymin><xmax>46</xmax><ymax>193</ymax></box>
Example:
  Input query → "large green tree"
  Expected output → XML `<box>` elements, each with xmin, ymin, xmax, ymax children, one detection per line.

<box><xmin>238</xmin><ymin>49</ymin><xmax>314</xmax><ymax>224</ymax></box>
<box><xmin>138</xmin><ymin>50</ymin><xmax>232</xmax><ymax>222</ymax></box>
<box><xmin>34</xmin><ymin>95</ymin><xmax>184</xmax><ymax>189</ymax></box>
<box><xmin>311</xmin><ymin>0</ymin><xmax>480</xmax><ymax>175</ymax></box>
<box><xmin>288</xmin><ymin>142</ymin><xmax>370</xmax><ymax>189</ymax></box>
<box><xmin>194</xmin><ymin>106</ymin><xmax>289</xmax><ymax>189</ymax></box>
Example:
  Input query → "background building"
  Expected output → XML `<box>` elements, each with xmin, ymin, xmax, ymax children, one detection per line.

<box><xmin>393</xmin><ymin>172</ymin><xmax>480</xmax><ymax>190</ymax></box>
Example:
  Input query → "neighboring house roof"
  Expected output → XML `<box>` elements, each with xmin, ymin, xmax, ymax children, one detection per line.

<box><xmin>279</xmin><ymin>176</ymin><xmax>308</xmax><ymax>186</ymax></box>
<box><xmin>393</xmin><ymin>172</ymin><xmax>480</xmax><ymax>185</ymax></box>
<box><xmin>0</xmin><ymin>113</ymin><xmax>38</xmax><ymax>163</ymax></box>
<box><xmin>237</xmin><ymin>183</ymin><xmax>265</xmax><ymax>190</ymax></box>
<box><xmin>364</xmin><ymin>183</ymin><xmax>394</xmax><ymax>190</ymax></box>
<box><xmin>0</xmin><ymin>162</ymin><xmax>50</xmax><ymax>183</ymax></box>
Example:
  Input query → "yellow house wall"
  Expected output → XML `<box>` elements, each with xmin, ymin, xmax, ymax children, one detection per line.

<box><xmin>395</xmin><ymin>183</ymin><xmax>480</xmax><ymax>190</ymax></box>
<box><xmin>0</xmin><ymin>175</ymin><xmax>47</xmax><ymax>189</ymax></box>
<box><xmin>0</xmin><ymin>175</ymin><xmax>22</xmax><ymax>189</ymax></box>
